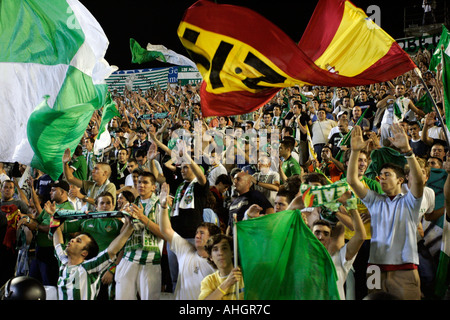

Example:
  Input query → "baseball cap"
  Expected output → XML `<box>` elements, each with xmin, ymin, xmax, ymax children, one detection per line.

<box><xmin>50</xmin><ymin>180</ymin><xmax>70</xmax><ymax>193</ymax></box>
<box><xmin>337</xmin><ymin>111</ymin><xmax>348</xmax><ymax>118</ymax></box>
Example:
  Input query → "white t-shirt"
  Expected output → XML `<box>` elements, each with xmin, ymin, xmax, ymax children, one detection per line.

<box><xmin>381</xmin><ymin>96</ymin><xmax>410</xmax><ymax>125</ymax></box>
<box><xmin>170</xmin><ymin>233</ymin><xmax>215</xmax><ymax>300</ymax></box>
<box><xmin>332</xmin><ymin>243</ymin><xmax>357</xmax><ymax>300</ymax></box>
<box><xmin>207</xmin><ymin>163</ymin><xmax>227</xmax><ymax>187</ymax></box>
<box><xmin>311</xmin><ymin>119</ymin><xmax>337</xmax><ymax>145</ymax></box>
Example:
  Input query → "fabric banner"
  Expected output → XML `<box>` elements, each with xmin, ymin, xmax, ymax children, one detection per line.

<box><xmin>236</xmin><ymin>209</ymin><xmax>340</xmax><ymax>300</ymax></box>
<box><xmin>177</xmin><ymin>66</ymin><xmax>203</xmax><ymax>86</ymax></box>
<box><xmin>0</xmin><ymin>0</ymin><xmax>116</xmax><ymax>180</ymax></box>
<box><xmin>177</xmin><ymin>0</ymin><xmax>416</xmax><ymax>117</ymax></box>
<box><xmin>300</xmin><ymin>181</ymin><xmax>350</xmax><ymax>208</ymax></box>
<box><xmin>106</xmin><ymin>67</ymin><xmax>175</xmax><ymax>94</ymax></box>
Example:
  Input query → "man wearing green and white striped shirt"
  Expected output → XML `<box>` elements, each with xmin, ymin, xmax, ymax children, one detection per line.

<box><xmin>47</xmin><ymin>202</ymin><xmax>134</xmax><ymax>300</ymax></box>
<box><xmin>114</xmin><ymin>171</ymin><xmax>165</xmax><ymax>300</ymax></box>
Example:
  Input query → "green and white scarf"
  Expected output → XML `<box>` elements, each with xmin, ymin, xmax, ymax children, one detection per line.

<box><xmin>300</xmin><ymin>181</ymin><xmax>350</xmax><ymax>208</ymax></box>
<box><xmin>116</xmin><ymin>161</ymin><xmax>128</xmax><ymax>179</ymax></box>
<box><xmin>171</xmin><ymin>178</ymin><xmax>197</xmax><ymax>217</ymax></box>
<box><xmin>125</xmin><ymin>193</ymin><xmax>161</xmax><ymax>253</ymax></box>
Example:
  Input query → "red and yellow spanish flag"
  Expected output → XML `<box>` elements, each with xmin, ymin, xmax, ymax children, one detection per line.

<box><xmin>178</xmin><ymin>0</ymin><xmax>416</xmax><ymax>117</ymax></box>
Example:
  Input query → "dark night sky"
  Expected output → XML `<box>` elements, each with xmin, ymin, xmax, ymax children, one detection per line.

<box><xmin>82</xmin><ymin>0</ymin><xmax>417</xmax><ymax>71</ymax></box>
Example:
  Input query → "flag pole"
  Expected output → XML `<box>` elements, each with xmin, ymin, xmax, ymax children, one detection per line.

<box><xmin>233</xmin><ymin>213</ymin><xmax>239</xmax><ymax>300</ymax></box>
<box><xmin>414</xmin><ymin>62</ymin><xmax>450</xmax><ymax>150</ymax></box>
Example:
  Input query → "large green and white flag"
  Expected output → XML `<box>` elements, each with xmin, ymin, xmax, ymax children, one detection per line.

<box><xmin>0</xmin><ymin>0</ymin><xmax>117</xmax><ymax>180</ymax></box>
<box><xmin>429</xmin><ymin>25</ymin><xmax>450</xmax><ymax>72</ymax></box>
<box><xmin>130</xmin><ymin>38</ymin><xmax>197</xmax><ymax>69</ymax></box>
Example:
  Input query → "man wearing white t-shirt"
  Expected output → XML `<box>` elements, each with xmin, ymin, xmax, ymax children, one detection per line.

<box><xmin>206</xmin><ymin>150</ymin><xmax>227</xmax><ymax>188</ymax></box>
<box><xmin>379</xmin><ymin>84</ymin><xmax>425</xmax><ymax>145</ymax></box>
<box><xmin>312</xmin><ymin>194</ymin><xmax>366</xmax><ymax>300</ymax></box>
<box><xmin>158</xmin><ymin>182</ymin><xmax>221</xmax><ymax>300</ymax></box>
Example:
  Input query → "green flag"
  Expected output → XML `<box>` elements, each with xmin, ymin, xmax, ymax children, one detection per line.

<box><xmin>97</xmin><ymin>93</ymin><xmax>121</xmax><ymax>138</ymax></box>
<box><xmin>236</xmin><ymin>210</ymin><xmax>340</xmax><ymax>300</ymax></box>
<box><xmin>27</xmin><ymin>96</ymin><xmax>97</xmax><ymax>181</ymax></box>
<box><xmin>93</xmin><ymin>93</ymin><xmax>121</xmax><ymax>155</ymax></box>
<box><xmin>429</xmin><ymin>25</ymin><xmax>450</xmax><ymax>72</ymax></box>
<box><xmin>130</xmin><ymin>38</ymin><xmax>197</xmax><ymax>68</ymax></box>
<box><xmin>130</xmin><ymin>38</ymin><xmax>166</xmax><ymax>64</ymax></box>
<box><xmin>442</xmin><ymin>51</ymin><xmax>450</xmax><ymax>133</ymax></box>
<box><xmin>415</xmin><ymin>92</ymin><xmax>434</xmax><ymax>114</ymax></box>
<box><xmin>364</xmin><ymin>147</ymin><xmax>407</xmax><ymax>180</ymax></box>
<box><xmin>0</xmin><ymin>0</ymin><xmax>116</xmax><ymax>180</ymax></box>
<box><xmin>435</xmin><ymin>218</ymin><xmax>450</xmax><ymax>298</ymax></box>
<box><xmin>393</xmin><ymin>101</ymin><xmax>403</xmax><ymax>119</ymax></box>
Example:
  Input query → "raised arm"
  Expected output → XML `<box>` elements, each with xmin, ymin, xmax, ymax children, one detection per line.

<box><xmin>45</xmin><ymin>201</ymin><xmax>64</xmax><ymax>248</ymax></box>
<box><xmin>388</xmin><ymin>123</ymin><xmax>424</xmax><ymax>199</ymax></box>
<box><xmin>347</xmin><ymin>126</ymin><xmax>370</xmax><ymax>199</ymax></box>
<box><xmin>107</xmin><ymin>215</ymin><xmax>134</xmax><ymax>260</ymax></box>
<box><xmin>62</xmin><ymin>148</ymin><xmax>83</xmax><ymax>188</ymax></box>
<box><xmin>157</xmin><ymin>182</ymin><xmax>174</xmax><ymax>243</ymax></box>
<box><xmin>342</xmin><ymin>198</ymin><xmax>366</xmax><ymax>261</ymax></box>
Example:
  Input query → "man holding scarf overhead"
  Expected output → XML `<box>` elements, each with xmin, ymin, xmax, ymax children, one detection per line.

<box><xmin>168</xmin><ymin>140</ymin><xmax>209</xmax><ymax>292</ymax></box>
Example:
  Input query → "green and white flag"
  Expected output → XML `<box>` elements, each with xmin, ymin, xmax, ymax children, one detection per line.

<box><xmin>93</xmin><ymin>93</ymin><xmax>121</xmax><ymax>156</ymax></box>
<box><xmin>429</xmin><ymin>25</ymin><xmax>450</xmax><ymax>72</ymax></box>
<box><xmin>130</xmin><ymin>38</ymin><xmax>197</xmax><ymax>69</ymax></box>
<box><xmin>0</xmin><ymin>0</ymin><xmax>117</xmax><ymax>180</ymax></box>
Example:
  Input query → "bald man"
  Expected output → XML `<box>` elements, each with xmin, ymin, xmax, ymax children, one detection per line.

<box><xmin>227</xmin><ymin>171</ymin><xmax>273</xmax><ymax>234</ymax></box>
<box><xmin>63</xmin><ymin>148</ymin><xmax>116</xmax><ymax>211</ymax></box>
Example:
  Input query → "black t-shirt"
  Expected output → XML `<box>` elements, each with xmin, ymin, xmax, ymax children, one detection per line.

<box><xmin>328</xmin><ymin>131</ymin><xmax>347</xmax><ymax>157</ymax></box>
<box><xmin>409</xmin><ymin>139</ymin><xmax>430</xmax><ymax>158</ymax></box>
<box><xmin>110</xmin><ymin>161</ymin><xmax>128</xmax><ymax>188</ymax></box>
<box><xmin>227</xmin><ymin>190</ymin><xmax>273</xmax><ymax>231</ymax></box>
<box><xmin>355</xmin><ymin>99</ymin><xmax>377</xmax><ymax>120</ymax></box>
<box><xmin>170</xmin><ymin>180</ymin><xmax>210</xmax><ymax>239</ymax></box>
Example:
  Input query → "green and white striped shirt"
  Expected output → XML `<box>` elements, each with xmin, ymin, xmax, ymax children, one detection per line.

<box><xmin>55</xmin><ymin>244</ymin><xmax>114</xmax><ymax>300</ymax></box>
<box><xmin>123</xmin><ymin>194</ymin><xmax>163</xmax><ymax>265</ymax></box>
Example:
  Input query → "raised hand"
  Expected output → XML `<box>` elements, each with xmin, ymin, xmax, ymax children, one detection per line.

<box><xmin>245</xmin><ymin>204</ymin><xmax>263</xmax><ymax>219</ymax></box>
<box><xmin>159</xmin><ymin>182</ymin><xmax>170</xmax><ymax>208</ymax></box>
<box><xmin>44</xmin><ymin>201</ymin><xmax>57</xmax><ymax>216</ymax></box>
<box><xmin>387</xmin><ymin>123</ymin><xmax>410</xmax><ymax>153</ymax></box>
<box><xmin>147</xmin><ymin>142</ymin><xmax>159</xmax><ymax>160</ymax></box>
<box><xmin>350</xmin><ymin>125</ymin><xmax>369</xmax><ymax>152</ymax></box>
<box><xmin>62</xmin><ymin>148</ymin><xmax>71</xmax><ymax>164</ymax></box>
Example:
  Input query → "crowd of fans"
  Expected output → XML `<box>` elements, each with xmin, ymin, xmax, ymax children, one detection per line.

<box><xmin>1</xmin><ymin>46</ymin><xmax>450</xmax><ymax>301</ymax></box>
